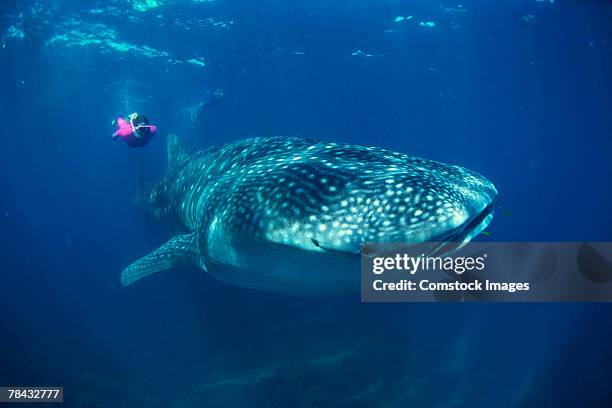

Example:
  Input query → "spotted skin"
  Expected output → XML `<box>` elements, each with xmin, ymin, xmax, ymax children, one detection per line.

<box><xmin>122</xmin><ymin>135</ymin><xmax>497</xmax><ymax>295</ymax></box>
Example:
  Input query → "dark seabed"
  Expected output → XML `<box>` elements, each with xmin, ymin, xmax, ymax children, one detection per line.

<box><xmin>1</xmin><ymin>0</ymin><xmax>612</xmax><ymax>407</ymax></box>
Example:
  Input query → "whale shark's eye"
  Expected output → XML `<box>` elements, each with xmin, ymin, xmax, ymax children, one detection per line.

<box><xmin>311</xmin><ymin>239</ymin><xmax>320</xmax><ymax>247</ymax></box>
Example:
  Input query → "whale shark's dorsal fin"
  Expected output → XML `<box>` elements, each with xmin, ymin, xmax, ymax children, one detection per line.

<box><xmin>167</xmin><ymin>133</ymin><xmax>189</xmax><ymax>169</ymax></box>
<box><xmin>121</xmin><ymin>233</ymin><xmax>198</xmax><ymax>286</ymax></box>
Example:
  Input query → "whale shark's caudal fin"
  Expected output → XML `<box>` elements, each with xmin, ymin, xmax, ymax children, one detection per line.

<box><xmin>121</xmin><ymin>233</ymin><xmax>198</xmax><ymax>286</ymax></box>
<box><xmin>167</xmin><ymin>133</ymin><xmax>189</xmax><ymax>169</ymax></box>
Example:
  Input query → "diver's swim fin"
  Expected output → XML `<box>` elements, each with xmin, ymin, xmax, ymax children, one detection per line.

<box><xmin>121</xmin><ymin>233</ymin><xmax>198</xmax><ymax>286</ymax></box>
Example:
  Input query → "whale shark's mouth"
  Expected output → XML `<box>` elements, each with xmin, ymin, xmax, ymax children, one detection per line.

<box><xmin>425</xmin><ymin>203</ymin><xmax>495</xmax><ymax>257</ymax></box>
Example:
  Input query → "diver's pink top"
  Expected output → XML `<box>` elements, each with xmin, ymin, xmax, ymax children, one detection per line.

<box><xmin>114</xmin><ymin>116</ymin><xmax>157</xmax><ymax>148</ymax></box>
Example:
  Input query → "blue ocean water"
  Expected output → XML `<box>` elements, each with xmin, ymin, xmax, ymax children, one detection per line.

<box><xmin>1</xmin><ymin>0</ymin><xmax>611</xmax><ymax>406</ymax></box>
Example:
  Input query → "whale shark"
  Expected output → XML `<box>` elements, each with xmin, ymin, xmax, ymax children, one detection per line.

<box><xmin>121</xmin><ymin>134</ymin><xmax>497</xmax><ymax>295</ymax></box>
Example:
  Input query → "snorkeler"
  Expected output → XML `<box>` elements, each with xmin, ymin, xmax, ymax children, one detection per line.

<box><xmin>193</xmin><ymin>89</ymin><xmax>223</xmax><ymax>127</ymax></box>
<box><xmin>113</xmin><ymin>113</ymin><xmax>158</xmax><ymax>148</ymax></box>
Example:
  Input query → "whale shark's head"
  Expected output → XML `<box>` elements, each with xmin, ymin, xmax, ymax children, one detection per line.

<box><xmin>255</xmin><ymin>143</ymin><xmax>497</xmax><ymax>254</ymax></box>
<box><xmin>141</xmin><ymin>136</ymin><xmax>497</xmax><ymax>256</ymax></box>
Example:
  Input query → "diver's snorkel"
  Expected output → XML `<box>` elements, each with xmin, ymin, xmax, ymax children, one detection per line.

<box><xmin>129</xmin><ymin>112</ymin><xmax>153</xmax><ymax>138</ymax></box>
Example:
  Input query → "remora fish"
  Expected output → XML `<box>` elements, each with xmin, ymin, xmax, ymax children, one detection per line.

<box><xmin>121</xmin><ymin>135</ymin><xmax>496</xmax><ymax>295</ymax></box>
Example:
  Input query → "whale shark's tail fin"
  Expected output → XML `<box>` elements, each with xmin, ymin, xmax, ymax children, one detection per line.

<box><xmin>167</xmin><ymin>133</ymin><xmax>189</xmax><ymax>169</ymax></box>
<box><xmin>121</xmin><ymin>233</ymin><xmax>198</xmax><ymax>286</ymax></box>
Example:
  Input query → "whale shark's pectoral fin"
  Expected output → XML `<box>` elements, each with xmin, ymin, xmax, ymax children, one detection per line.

<box><xmin>121</xmin><ymin>233</ymin><xmax>198</xmax><ymax>286</ymax></box>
